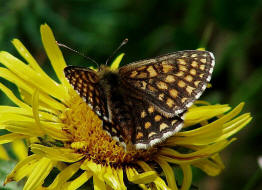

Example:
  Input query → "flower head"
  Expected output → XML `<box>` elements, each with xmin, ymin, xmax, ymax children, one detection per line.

<box><xmin>0</xmin><ymin>24</ymin><xmax>252</xmax><ymax>190</ymax></box>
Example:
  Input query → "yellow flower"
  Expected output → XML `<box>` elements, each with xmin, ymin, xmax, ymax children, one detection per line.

<box><xmin>0</xmin><ymin>24</ymin><xmax>252</xmax><ymax>190</ymax></box>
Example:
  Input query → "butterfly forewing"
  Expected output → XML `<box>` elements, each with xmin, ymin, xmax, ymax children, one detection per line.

<box><xmin>119</xmin><ymin>50</ymin><xmax>215</xmax><ymax>117</ymax></box>
<box><xmin>64</xmin><ymin>66</ymin><xmax>110</xmax><ymax>121</ymax></box>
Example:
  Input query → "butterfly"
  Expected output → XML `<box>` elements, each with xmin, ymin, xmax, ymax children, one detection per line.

<box><xmin>64</xmin><ymin>50</ymin><xmax>215</xmax><ymax>150</ymax></box>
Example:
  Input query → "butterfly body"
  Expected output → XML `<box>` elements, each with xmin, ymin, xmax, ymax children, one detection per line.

<box><xmin>64</xmin><ymin>50</ymin><xmax>215</xmax><ymax>150</ymax></box>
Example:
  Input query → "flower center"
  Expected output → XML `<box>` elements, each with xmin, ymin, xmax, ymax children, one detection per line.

<box><xmin>60</xmin><ymin>90</ymin><xmax>156</xmax><ymax>166</ymax></box>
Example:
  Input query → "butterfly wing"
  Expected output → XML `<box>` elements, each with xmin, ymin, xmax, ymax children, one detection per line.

<box><xmin>64</xmin><ymin>66</ymin><xmax>110</xmax><ymax>121</ymax></box>
<box><xmin>119</xmin><ymin>50</ymin><xmax>215</xmax><ymax>117</ymax></box>
<box><xmin>102</xmin><ymin>92</ymin><xmax>184</xmax><ymax>150</ymax></box>
<box><xmin>127</xmin><ymin>97</ymin><xmax>184</xmax><ymax>149</ymax></box>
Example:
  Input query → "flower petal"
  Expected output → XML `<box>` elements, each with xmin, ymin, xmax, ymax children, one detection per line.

<box><xmin>31</xmin><ymin>88</ymin><xmax>70</xmax><ymax>141</ymax></box>
<box><xmin>0</xmin><ymin>133</ymin><xmax>27</xmax><ymax>144</ymax></box>
<box><xmin>23</xmin><ymin>157</ymin><xmax>54</xmax><ymax>190</ymax></box>
<box><xmin>0</xmin><ymin>67</ymin><xmax>65</xmax><ymax>111</ymax></box>
<box><xmin>12</xmin><ymin>39</ymin><xmax>57</xmax><ymax>80</ymax></box>
<box><xmin>4</xmin><ymin>154</ymin><xmax>41</xmax><ymax>184</ymax></box>
<box><xmin>40</xmin><ymin>24</ymin><xmax>70</xmax><ymax>91</ymax></box>
<box><xmin>0</xmin><ymin>105</ymin><xmax>58</xmax><ymax>122</ymax></box>
<box><xmin>154</xmin><ymin>157</ymin><xmax>178</xmax><ymax>190</ymax></box>
<box><xmin>184</xmin><ymin>104</ymin><xmax>231</xmax><ymax>127</ymax></box>
<box><xmin>136</xmin><ymin>161</ymin><xmax>170</xmax><ymax>190</ymax></box>
<box><xmin>193</xmin><ymin>154</ymin><xmax>225</xmax><ymax>176</ymax></box>
<box><xmin>166</xmin><ymin>103</ymin><xmax>251</xmax><ymax>146</ymax></box>
<box><xmin>19</xmin><ymin>88</ymin><xmax>60</xmax><ymax>115</ymax></box>
<box><xmin>94</xmin><ymin>175</ymin><xmax>107</xmax><ymax>190</ymax></box>
<box><xmin>31</xmin><ymin>144</ymin><xmax>84</xmax><ymax>162</ymax></box>
<box><xmin>0</xmin><ymin>145</ymin><xmax>9</xmax><ymax>160</ymax></box>
<box><xmin>115</xmin><ymin>168</ymin><xmax>126</xmax><ymax>190</ymax></box>
<box><xmin>41</xmin><ymin>122</ymin><xmax>70</xmax><ymax>141</ymax></box>
<box><xmin>181</xmin><ymin>103</ymin><xmax>245</xmax><ymax>136</ymax></box>
<box><xmin>47</xmin><ymin>162</ymin><xmax>81</xmax><ymax>190</ymax></box>
<box><xmin>159</xmin><ymin>139</ymin><xmax>235</xmax><ymax>164</ymax></box>
<box><xmin>1</xmin><ymin>123</ymin><xmax>44</xmax><ymax>137</ymax></box>
<box><xmin>126</xmin><ymin>167</ymin><xmax>157</xmax><ymax>184</ymax></box>
<box><xmin>0</xmin><ymin>82</ymin><xmax>30</xmax><ymax>110</ymax></box>
<box><xmin>12</xmin><ymin>140</ymin><xmax>27</xmax><ymax>161</ymax></box>
<box><xmin>104</xmin><ymin>166</ymin><xmax>124</xmax><ymax>190</ymax></box>
<box><xmin>0</xmin><ymin>51</ymin><xmax>68</xmax><ymax>103</ymax></box>
<box><xmin>110</xmin><ymin>53</ymin><xmax>125</xmax><ymax>71</ymax></box>
<box><xmin>65</xmin><ymin>171</ymin><xmax>93</xmax><ymax>190</ymax></box>
<box><xmin>180</xmin><ymin>164</ymin><xmax>192</xmax><ymax>190</ymax></box>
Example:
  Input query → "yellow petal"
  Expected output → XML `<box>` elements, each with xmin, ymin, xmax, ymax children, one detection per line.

<box><xmin>5</xmin><ymin>154</ymin><xmax>41</xmax><ymax>184</ymax></box>
<box><xmin>0</xmin><ymin>145</ymin><xmax>9</xmax><ymax>160</ymax></box>
<box><xmin>182</xmin><ymin>103</ymin><xmax>244</xmax><ymax>136</ymax></box>
<box><xmin>0</xmin><ymin>105</ymin><xmax>58</xmax><ymax>122</ymax></box>
<box><xmin>103</xmin><ymin>166</ymin><xmax>124</xmax><ymax>190</ymax></box>
<box><xmin>94</xmin><ymin>175</ymin><xmax>107</xmax><ymax>190</ymax></box>
<box><xmin>184</xmin><ymin>104</ymin><xmax>231</xmax><ymax>127</ymax></box>
<box><xmin>136</xmin><ymin>161</ymin><xmax>170</xmax><ymax>190</ymax></box>
<box><xmin>153</xmin><ymin>177</ymin><xmax>171</xmax><ymax>190</ymax></box>
<box><xmin>159</xmin><ymin>139</ymin><xmax>234</xmax><ymax>164</ymax></box>
<box><xmin>0</xmin><ymin>133</ymin><xmax>27</xmax><ymax>144</ymax></box>
<box><xmin>154</xmin><ymin>157</ymin><xmax>178</xmax><ymax>190</ymax></box>
<box><xmin>47</xmin><ymin>162</ymin><xmax>81</xmax><ymax>190</ymax></box>
<box><xmin>2</xmin><ymin>121</ymin><xmax>44</xmax><ymax>137</ymax></box>
<box><xmin>32</xmin><ymin>88</ymin><xmax>42</xmax><ymax>130</ymax></box>
<box><xmin>218</xmin><ymin>113</ymin><xmax>252</xmax><ymax>141</ymax></box>
<box><xmin>12</xmin><ymin>39</ymin><xmax>54</xmax><ymax>78</ymax></box>
<box><xmin>0</xmin><ymin>82</ymin><xmax>30</xmax><ymax>110</ymax></box>
<box><xmin>180</xmin><ymin>164</ymin><xmax>192</xmax><ymax>190</ymax></box>
<box><xmin>19</xmin><ymin>88</ymin><xmax>60</xmax><ymax>115</ymax></box>
<box><xmin>41</xmin><ymin>122</ymin><xmax>70</xmax><ymax>141</ymax></box>
<box><xmin>65</xmin><ymin>171</ymin><xmax>93</xmax><ymax>190</ymax></box>
<box><xmin>40</xmin><ymin>24</ymin><xmax>70</xmax><ymax>92</ymax></box>
<box><xmin>126</xmin><ymin>167</ymin><xmax>157</xmax><ymax>184</ymax></box>
<box><xmin>31</xmin><ymin>88</ymin><xmax>70</xmax><ymax>141</ymax></box>
<box><xmin>0</xmin><ymin>51</ymin><xmax>68</xmax><ymax>104</ymax></box>
<box><xmin>115</xmin><ymin>168</ymin><xmax>126</xmax><ymax>190</ymax></box>
<box><xmin>31</xmin><ymin>144</ymin><xmax>84</xmax><ymax>162</ymax></box>
<box><xmin>110</xmin><ymin>53</ymin><xmax>125</xmax><ymax>71</ymax></box>
<box><xmin>23</xmin><ymin>157</ymin><xmax>54</xmax><ymax>190</ymax></box>
<box><xmin>2</xmin><ymin>123</ymin><xmax>44</xmax><ymax>137</ymax></box>
<box><xmin>0</xmin><ymin>67</ymin><xmax>65</xmax><ymax>111</ymax></box>
<box><xmin>81</xmin><ymin>159</ymin><xmax>102</xmax><ymax>176</ymax></box>
<box><xmin>193</xmin><ymin>154</ymin><xmax>225</xmax><ymax>176</ymax></box>
<box><xmin>197</xmin><ymin>48</ymin><xmax>205</xmax><ymax>51</ymax></box>
<box><xmin>166</xmin><ymin>104</ymin><xmax>251</xmax><ymax>146</ymax></box>
<box><xmin>12</xmin><ymin>140</ymin><xmax>27</xmax><ymax>161</ymax></box>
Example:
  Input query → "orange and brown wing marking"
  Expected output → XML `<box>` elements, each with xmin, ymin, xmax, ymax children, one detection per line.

<box><xmin>64</xmin><ymin>66</ymin><xmax>109</xmax><ymax>121</ymax></box>
<box><xmin>119</xmin><ymin>50</ymin><xmax>215</xmax><ymax>117</ymax></box>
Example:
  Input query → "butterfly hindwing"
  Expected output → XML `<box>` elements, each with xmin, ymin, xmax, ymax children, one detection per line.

<box><xmin>119</xmin><ymin>50</ymin><xmax>215</xmax><ymax>117</ymax></box>
<box><xmin>126</xmin><ymin>97</ymin><xmax>184</xmax><ymax>149</ymax></box>
<box><xmin>64</xmin><ymin>66</ymin><xmax>110</xmax><ymax>121</ymax></box>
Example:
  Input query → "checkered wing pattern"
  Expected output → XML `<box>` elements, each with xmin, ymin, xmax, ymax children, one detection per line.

<box><xmin>64</xmin><ymin>66</ymin><xmax>109</xmax><ymax>121</ymax></box>
<box><xmin>119</xmin><ymin>50</ymin><xmax>215</xmax><ymax>117</ymax></box>
<box><xmin>128</xmin><ymin>97</ymin><xmax>184</xmax><ymax>149</ymax></box>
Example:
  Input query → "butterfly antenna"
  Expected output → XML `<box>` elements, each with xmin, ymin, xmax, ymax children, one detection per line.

<box><xmin>105</xmin><ymin>38</ymin><xmax>128</xmax><ymax>65</ymax></box>
<box><xmin>57</xmin><ymin>41</ymin><xmax>99</xmax><ymax>68</ymax></box>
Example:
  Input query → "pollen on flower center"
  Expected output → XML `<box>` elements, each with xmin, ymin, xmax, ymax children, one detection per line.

<box><xmin>59</xmin><ymin>90</ymin><xmax>156</xmax><ymax>166</ymax></box>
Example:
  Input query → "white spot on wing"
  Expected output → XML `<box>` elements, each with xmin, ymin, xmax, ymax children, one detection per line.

<box><xmin>135</xmin><ymin>120</ymin><xmax>184</xmax><ymax>150</ymax></box>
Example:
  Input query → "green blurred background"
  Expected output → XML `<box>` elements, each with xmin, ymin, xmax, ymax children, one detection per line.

<box><xmin>0</xmin><ymin>0</ymin><xmax>262</xmax><ymax>189</ymax></box>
